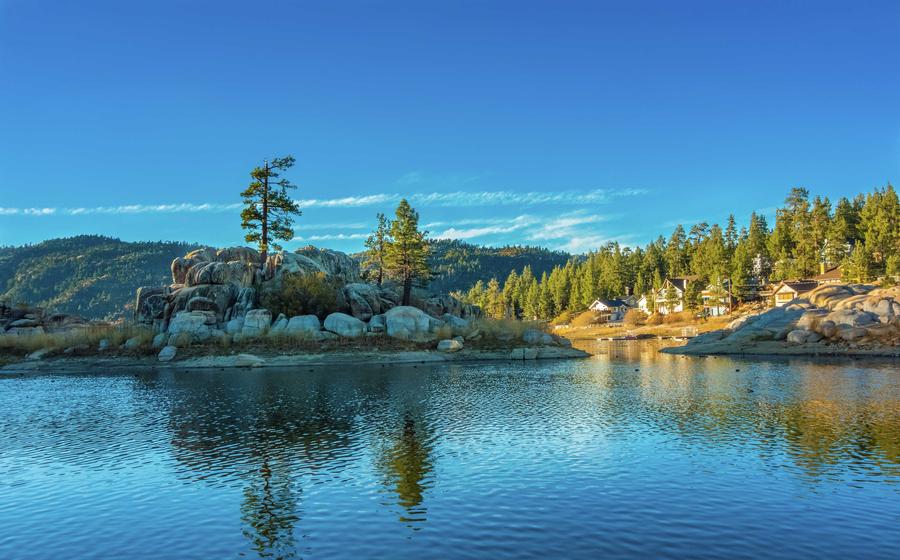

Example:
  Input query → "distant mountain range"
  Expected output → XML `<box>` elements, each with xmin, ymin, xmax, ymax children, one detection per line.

<box><xmin>0</xmin><ymin>236</ymin><xmax>570</xmax><ymax>320</ymax></box>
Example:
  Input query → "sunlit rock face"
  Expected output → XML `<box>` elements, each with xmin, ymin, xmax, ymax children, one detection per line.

<box><xmin>678</xmin><ymin>284</ymin><xmax>900</xmax><ymax>354</ymax></box>
<box><xmin>135</xmin><ymin>246</ymin><xmax>481</xmax><ymax>343</ymax></box>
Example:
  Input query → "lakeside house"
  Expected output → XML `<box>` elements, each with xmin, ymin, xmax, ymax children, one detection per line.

<box><xmin>637</xmin><ymin>294</ymin><xmax>651</xmax><ymax>314</ymax></box>
<box><xmin>653</xmin><ymin>276</ymin><xmax>698</xmax><ymax>315</ymax></box>
<box><xmin>813</xmin><ymin>264</ymin><xmax>843</xmax><ymax>285</ymax></box>
<box><xmin>700</xmin><ymin>279</ymin><xmax>732</xmax><ymax>316</ymax></box>
<box><xmin>771</xmin><ymin>280</ymin><xmax>818</xmax><ymax>306</ymax></box>
<box><xmin>588</xmin><ymin>298</ymin><xmax>630</xmax><ymax>322</ymax></box>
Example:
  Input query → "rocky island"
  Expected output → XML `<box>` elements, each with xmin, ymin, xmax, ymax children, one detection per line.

<box><xmin>1</xmin><ymin>245</ymin><xmax>587</xmax><ymax>371</ymax></box>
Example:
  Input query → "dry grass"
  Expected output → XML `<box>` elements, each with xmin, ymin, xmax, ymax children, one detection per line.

<box><xmin>0</xmin><ymin>324</ymin><xmax>156</xmax><ymax>357</ymax></box>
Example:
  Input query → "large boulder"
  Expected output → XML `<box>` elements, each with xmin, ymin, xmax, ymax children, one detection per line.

<box><xmin>268</xmin><ymin>313</ymin><xmax>289</xmax><ymax>336</ymax></box>
<box><xmin>324</xmin><ymin>313</ymin><xmax>366</xmax><ymax>337</ymax></box>
<box><xmin>522</xmin><ymin>328</ymin><xmax>555</xmax><ymax>346</ymax></box>
<box><xmin>437</xmin><ymin>339</ymin><xmax>464</xmax><ymax>352</ymax></box>
<box><xmin>837</xmin><ymin>326</ymin><xmax>868</xmax><ymax>342</ymax></box>
<box><xmin>343</xmin><ymin>283</ymin><xmax>383</xmax><ymax>321</ymax></box>
<box><xmin>134</xmin><ymin>286</ymin><xmax>170</xmax><ymax>325</ymax></box>
<box><xmin>385</xmin><ymin>306</ymin><xmax>444</xmax><ymax>341</ymax></box>
<box><xmin>185</xmin><ymin>261</ymin><xmax>254</xmax><ymax>287</ymax></box>
<box><xmin>167</xmin><ymin>284</ymin><xmax>237</xmax><ymax>325</ymax></box>
<box><xmin>242</xmin><ymin>309</ymin><xmax>272</xmax><ymax>337</ymax></box>
<box><xmin>441</xmin><ymin>314</ymin><xmax>472</xmax><ymax>337</ymax></box>
<box><xmin>270</xmin><ymin>247</ymin><xmax>361</xmax><ymax>283</ymax></box>
<box><xmin>825</xmin><ymin>308</ymin><xmax>878</xmax><ymax>329</ymax></box>
<box><xmin>285</xmin><ymin>315</ymin><xmax>321</xmax><ymax>336</ymax></box>
<box><xmin>786</xmin><ymin>329</ymin><xmax>811</xmax><ymax>344</ymax></box>
<box><xmin>158</xmin><ymin>345</ymin><xmax>177</xmax><ymax>362</ymax></box>
<box><xmin>167</xmin><ymin>310</ymin><xmax>216</xmax><ymax>341</ymax></box>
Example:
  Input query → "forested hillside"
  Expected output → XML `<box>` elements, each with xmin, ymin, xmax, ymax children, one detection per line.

<box><xmin>426</xmin><ymin>239</ymin><xmax>571</xmax><ymax>294</ymax></box>
<box><xmin>0</xmin><ymin>236</ymin><xmax>198</xmax><ymax>319</ymax></box>
<box><xmin>0</xmin><ymin>235</ymin><xmax>570</xmax><ymax>320</ymax></box>
<box><xmin>458</xmin><ymin>185</ymin><xmax>900</xmax><ymax>320</ymax></box>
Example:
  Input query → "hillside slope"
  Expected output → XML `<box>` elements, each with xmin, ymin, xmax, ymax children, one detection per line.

<box><xmin>0</xmin><ymin>236</ymin><xmax>570</xmax><ymax>320</ymax></box>
<box><xmin>425</xmin><ymin>239</ymin><xmax>571</xmax><ymax>294</ymax></box>
<box><xmin>0</xmin><ymin>236</ymin><xmax>198</xmax><ymax>319</ymax></box>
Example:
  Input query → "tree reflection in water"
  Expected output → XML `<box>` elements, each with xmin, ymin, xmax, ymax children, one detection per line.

<box><xmin>377</xmin><ymin>411</ymin><xmax>434</xmax><ymax>525</ymax></box>
<box><xmin>241</xmin><ymin>456</ymin><xmax>300</xmax><ymax>559</ymax></box>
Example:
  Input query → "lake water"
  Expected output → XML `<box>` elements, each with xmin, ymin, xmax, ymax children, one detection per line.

<box><xmin>1</xmin><ymin>341</ymin><xmax>899</xmax><ymax>559</ymax></box>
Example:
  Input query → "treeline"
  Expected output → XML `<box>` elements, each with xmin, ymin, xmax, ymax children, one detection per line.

<box><xmin>457</xmin><ymin>185</ymin><xmax>900</xmax><ymax>320</ymax></box>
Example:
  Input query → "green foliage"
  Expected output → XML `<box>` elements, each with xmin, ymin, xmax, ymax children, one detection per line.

<box><xmin>385</xmin><ymin>199</ymin><xmax>431</xmax><ymax>305</ymax></box>
<box><xmin>259</xmin><ymin>272</ymin><xmax>340</xmax><ymax>319</ymax></box>
<box><xmin>363</xmin><ymin>213</ymin><xmax>391</xmax><ymax>285</ymax></box>
<box><xmin>240</xmin><ymin>156</ymin><xmax>301</xmax><ymax>254</ymax></box>
<box><xmin>455</xmin><ymin>184</ymin><xmax>899</xmax><ymax>321</ymax></box>
<box><xmin>0</xmin><ymin>235</ymin><xmax>197</xmax><ymax>320</ymax></box>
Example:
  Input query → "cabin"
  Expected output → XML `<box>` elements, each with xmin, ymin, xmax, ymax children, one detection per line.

<box><xmin>700</xmin><ymin>279</ymin><xmax>732</xmax><ymax>317</ymax></box>
<box><xmin>813</xmin><ymin>265</ymin><xmax>843</xmax><ymax>285</ymax></box>
<box><xmin>771</xmin><ymin>280</ymin><xmax>818</xmax><ymax>306</ymax></box>
<box><xmin>653</xmin><ymin>276</ymin><xmax>698</xmax><ymax>315</ymax></box>
<box><xmin>588</xmin><ymin>298</ymin><xmax>630</xmax><ymax>322</ymax></box>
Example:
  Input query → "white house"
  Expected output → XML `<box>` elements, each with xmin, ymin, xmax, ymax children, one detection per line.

<box><xmin>588</xmin><ymin>298</ymin><xmax>630</xmax><ymax>322</ymax></box>
<box><xmin>653</xmin><ymin>276</ymin><xmax>698</xmax><ymax>315</ymax></box>
<box><xmin>637</xmin><ymin>294</ymin><xmax>651</xmax><ymax>314</ymax></box>
<box><xmin>701</xmin><ymin>279</ymin><xmax>732</xmax><ymax>317</ymax></box>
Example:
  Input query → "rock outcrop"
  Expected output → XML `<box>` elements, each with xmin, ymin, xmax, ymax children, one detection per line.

<box><xmin>669</xmin><ymin>284</ymin><xmax>900</xmax><ymax>356</ymax></box>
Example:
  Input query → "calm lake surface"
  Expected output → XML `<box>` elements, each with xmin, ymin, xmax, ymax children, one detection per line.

<box><xmin>1</xmin><ymin>341</ymin><xmax>899</xmax><ymax>559</ymax></box>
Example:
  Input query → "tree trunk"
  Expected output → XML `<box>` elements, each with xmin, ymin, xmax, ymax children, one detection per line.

<box><xmin>402</xmin><ymin>276</ymin><xmax>412</xmax><ymax>306</ymax></box>
<box><xmin>260</xmin><ymin>160</ymin><xmax>269</xmax><ymax>268</ymax></box>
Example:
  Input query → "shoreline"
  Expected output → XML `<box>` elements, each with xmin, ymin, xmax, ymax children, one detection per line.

<box><xmin>0</xmin><ymin>346</ymin><xmax>591</xmax><ymax>375</ymax></box>
<box><xmin>660</xmin><ymin>340</ymin><xmax>900</xmax><ymax>358</ymax></box>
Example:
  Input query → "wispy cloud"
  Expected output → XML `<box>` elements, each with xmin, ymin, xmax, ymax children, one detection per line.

<box><xmin>433</xmin><ymin>215</ymin><xmax>538</xmax><ymax>240</ymax></box>
<box><xmin>0</xmin><ymin>188</ymin><xmax>646</xmax><ymax>217</ymax></box>
<box><xmin>292</xmin><ymin>233</ymin><xmax>369</xmax><ymax>241</ymax></box>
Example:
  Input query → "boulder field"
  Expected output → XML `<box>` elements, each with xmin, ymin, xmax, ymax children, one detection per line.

<box><xmin>665</xmin><ymin>283</ymin><xmax>900</xmax><ymax>357</ymax></box>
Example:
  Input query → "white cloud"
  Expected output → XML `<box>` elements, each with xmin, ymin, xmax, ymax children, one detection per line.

<box><xmin>0</xmin><ymin>187</ymin><xmax>646</xmax><ymax>218</ymax></box>
<box><xmin>292</xmin><ymin>233</ymin><xmax>369</xmax><ymax>241</ymax></box>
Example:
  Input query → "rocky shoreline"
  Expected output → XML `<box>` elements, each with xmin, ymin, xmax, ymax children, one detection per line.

<box><xmin>1</xmin><ymin>345</ymin><xmax>590</xmax><ymax>375</ymax></box>
<box><xmin>663</xmin><ymin>283</ymin><xmax>900</xmax><ymax>359</ymax></box>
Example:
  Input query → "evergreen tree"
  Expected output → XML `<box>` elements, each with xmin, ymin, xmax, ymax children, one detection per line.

<box><xmin>385</xmin><ymin>199</ymin><xmax>430</xmax><ymax>305</ymax></box>
<box><xmin>844</xmin><ymin>241</ymin><xmax>872</xmax><ymax>283</ymax></box>
<box><xmin>363</xmin><ymin>213</ymin><xmax>391</xmax><ymax>285</ymax></box>
<box><xmin>240</xmin><ymin>156</ymin><xmax>302</xmax><ymax>263</ymax></box>
<box><xmin>860</xmin><ymin>184</ymin><xmax>899</xmax><ymax>267</ymax></box>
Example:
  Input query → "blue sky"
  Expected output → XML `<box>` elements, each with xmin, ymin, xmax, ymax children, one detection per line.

<box><xmin>1</xmin><ymin>0</ymin><xmax>898</xmax><ymax>253</ymax></box>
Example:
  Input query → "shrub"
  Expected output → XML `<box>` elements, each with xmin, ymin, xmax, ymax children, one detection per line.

<box><xmin>663</xmin><ymin>311</ymin><xmax>695</xmax><ymax>324</ymax></box>
<box><xmin>623</xmin><ymin>309</ymin><xmax>646</xmax><ymax>326</ymax></box>
<box><xmin>551</xmin><ymin>310</ymin><xmax>577</xmax><ymax>326</ymax></box>
<box><xmin>646</xmin><ymin>313</ymin><xmax>664</xmax><ymax>326</ymax></box>
<box><xmin>570</xmin><ymin>311</ymin><xmax>602</xmax><ymax>328</ymax></box>
<box><xmin>260</xmin><ymin>272</ymin><xmax>341</xmax><ymax>319</ymax></box>
<box><xmin>472</xmin><ymin>317</ymin><xmax>543</xmax><ymax>342</ymax></box>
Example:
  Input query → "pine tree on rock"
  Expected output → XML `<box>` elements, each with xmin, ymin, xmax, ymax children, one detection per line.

<box><xmin>240</xmin><ymin>156</ymin><xmax>301</xmax><ymax>265</ymax></box>
<box><xmin>385</xmin><ymin>199</ymin><xmax>431</xmax><ymax>306</ymax></box>
<box><xmin>364</xmin><ymin>213</ymin><xmax>391</xmax><ymax>286</ymax></box>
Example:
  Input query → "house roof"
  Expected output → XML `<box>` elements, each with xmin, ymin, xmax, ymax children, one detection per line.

<box><xmin>813</xmin><ymin>265</ymin><xmax>842</xmax><ymax>282</ymax></box>
<box><xmin>592</xmin><ymin>298</ymin><xmax>628</xmax><ymax>308</ymax></box>
<box><xmin>774</xmin><ymin>280</ymin><xmax>818</xmax><ymax>295</ymax></box>
<box><xmin>665</xmin><ymin>276</ymin><xmax>699</xmax><ymax>292</ymax></box>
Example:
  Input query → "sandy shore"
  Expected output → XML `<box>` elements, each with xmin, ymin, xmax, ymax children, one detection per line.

<box><xmin>0</xmin><ymin>346</ymin><xmax>591</xmax><ymax>374</ymax></box>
